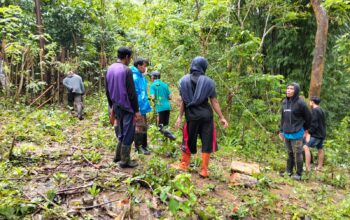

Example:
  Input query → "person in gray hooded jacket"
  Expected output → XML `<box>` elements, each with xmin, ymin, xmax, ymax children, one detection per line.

<box><xmin>63</xmin><ymin>71</ymin><xmax>85</xmax><ymax>120</ymax></box>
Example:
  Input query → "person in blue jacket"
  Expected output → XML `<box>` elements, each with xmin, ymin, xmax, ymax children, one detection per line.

<box><xmin>131</xmin><ymin>58</ymin><xmax>152</xmax><ymax>155</ymax></box>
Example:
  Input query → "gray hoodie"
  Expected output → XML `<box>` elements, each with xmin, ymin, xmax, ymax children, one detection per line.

<box><xmin>63</xmin><ymin>73</ymin><xmax>85</xmax><ymax>94</ymax></box>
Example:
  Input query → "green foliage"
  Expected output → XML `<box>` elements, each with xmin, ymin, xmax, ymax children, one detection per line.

<box><xmin>132</xmin><ymin>158</ymin><xmax>198</xmax><ymax>217</ymax></box>
<box><xmin>46</xmin><ymin>189</ymin><xmax>57</xmax><ymax>203</ymax></box>
<box><xmin>1</xmin><ymin>0</ymin><xmax>350</xmax><ymax>218</ymax></box>
<box><xmin>52</xmin><ymin>172</ymin><xmax>68</xmax><ymax>185</ymax></box>
<box><xmin>0</xmin><ymin>198</ymin><xmax>36</xmax><ymax>220</ymax></box>
<box><xmin>84</xmin><ymin>151</ymin><xmax>102</xmax><ymax>164</ymax></box>
<box><xmin>82</xmin><ymin>126</ymin><xmax>115</xmax><ymax>150</ymax></box>
<box><xmin>325</xmin><ymin>116</ymin><xmax>350</xmax><ymax>165</ymax></box>
<box><xmin>1</xmin><ymin>107</ymin><xmax>74</xmax><ymax>145</ymax></box>
<box><xmin>87</xmin><ymin>183</ymin><xmax>100</xmax><ymax>198</ymax></box>
<box><xmin>0</xmin><ymin>178</ymin><xmax>36</xmax><ymax>219</ymax></box>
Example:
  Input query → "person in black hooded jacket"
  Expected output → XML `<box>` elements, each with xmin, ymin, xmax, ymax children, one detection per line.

<box><xmin>172</xmin><ymin>56</ymin><xmax>228</xmax><ymax>178</ymax></box>
<box><xmin>279</xmin><ymin>83</ymin><xmax>311</xmax><ymax>180</ymax></box>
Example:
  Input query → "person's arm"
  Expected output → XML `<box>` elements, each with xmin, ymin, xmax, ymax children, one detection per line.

<box><xmin>175</xmin><ymin>100</ymin><xmax>184</xmax><ymax>129</ymax></box>
<box><xmin>167</xmin><ymin>85</ymin><xmax>172</xmax><ymax>100</ymax></box>
<box><xmin>105</xmin><ymin>76</ymin><xmax>113</xmax><ymax>108</ymax></box>
<box><xmin>210</xmin><ymin>97</ymin><xmax>228</xmax><ymax>128</ymax></box>
<box><xmin>62</xmin><ymin>77</ymin><xmax>72</xmax><ymax>91</ymax></box>
<box><xmin>126</xmin><ymin>69</ymin><xmax>140</xmax><ymax>114</ymax></box>
<box><xmin>302</xmin><ymin>102</ymin><xmax>312</xmax><ymax>131</ymax></box>
<box><xmin>308</xmin><ymin>109</ymin><xmax>318</xmax><ymax>135</ymax></box>
<box><xmin>279</xmin><ymin>106</ymin><xmax>285</xmax><ymax>141</ymax></box>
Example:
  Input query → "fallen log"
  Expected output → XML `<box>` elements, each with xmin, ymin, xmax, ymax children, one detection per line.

<box><xmin>230</xmin><ymin>161</ymin><xmax>260</xmax><ymax>175</ymax></box>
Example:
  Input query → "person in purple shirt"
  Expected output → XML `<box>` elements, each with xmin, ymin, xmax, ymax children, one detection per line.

<box><xmin>106</xmin><ymin>47</ymin><xmax>141</xmax><ymax>168</ymax></box>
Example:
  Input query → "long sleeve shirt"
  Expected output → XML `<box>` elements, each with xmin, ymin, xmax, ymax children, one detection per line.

<box><xmin>105</xmin><ymin>62</ymin><xmax>139</xmax><ymax>113</ymax></box>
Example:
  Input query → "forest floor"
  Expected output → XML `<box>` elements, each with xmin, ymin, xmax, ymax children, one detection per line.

<box><xmin>0</xmin><ymin>95</ymin><xmax>349</xmax><ymax>219</ymax></box>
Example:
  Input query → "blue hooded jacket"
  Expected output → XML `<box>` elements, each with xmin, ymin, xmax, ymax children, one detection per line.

<box><xmin>131</xmin><ymin>66</ymin><xmax>152</xmax><ymax>115</ymax></box>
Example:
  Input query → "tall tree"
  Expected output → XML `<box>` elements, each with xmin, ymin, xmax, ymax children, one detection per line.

<box><xmin>34</xmin><ymin>0</ymin><xmax>48</xmax><ymax>85</ymax></box>
<box><xmin>309</xmin><ymin>0</ymin><xmax>329</xmax><ymax>98</ymax></box>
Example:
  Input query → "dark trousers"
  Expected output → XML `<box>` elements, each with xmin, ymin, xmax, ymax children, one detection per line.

<box><xmin>285</xmin><ymin>138</ymin><xmax>303</xmax><ymax>176</ymax></box>
<box><xmin>158</xmin><ymin>110</ymin><xmax>170</xmax><ymax>126</ymax></box>
<box><xmin>114</xmin><ymin>106</ymin><xmax>135</xmax><ymax>146</ymax></box>
<box><xmin>68</xmin><ymin>92</ymin><xmax>84</xmax><ymax>118</ymax></box>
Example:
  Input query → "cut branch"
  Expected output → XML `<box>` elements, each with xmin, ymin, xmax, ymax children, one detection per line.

<box><xmin>57</xmin><ymin>183</ymin><xmax>93</xmax><ymax>194</ymax></box>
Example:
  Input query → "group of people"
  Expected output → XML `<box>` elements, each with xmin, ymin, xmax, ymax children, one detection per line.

<box><xmin>279</xmin><ymin>83</ymin><xmax>326</xmax><ymax>180</ymax></box>
<box><xmin>62</xmin><ymin>46</ymin><xmax>326</xmax><ymax>180</ymax></box>
<box><xmin>104</xmin><ymin>46</ymin><xmax>228</xmax><ymax>177</ymax></box>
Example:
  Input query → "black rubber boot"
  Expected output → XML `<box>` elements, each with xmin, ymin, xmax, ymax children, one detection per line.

<box><xmin>119</xmin><ymin>144</ymin><xmax>138</xmax><ymax>168</ymax></box>
<box><xmin>141</xmin><ymin>145</ymin><xmax>150</xmax><ymax>155</ymax></box>
<box><xmin>113</xmin><ymin>142</ymin><xmax>122</xmax><ymax>163</ymax></box>
<box><xmin>141</xmin><ymin>133</ymin><xmax>150</xmax><ymax>155</ymax></box>
<box><xmin>160</xmin><ymin>126</ymin><xmax>176</xmax><ymax>141</ymax></box>
<box><xmin>134</xmin><ymin>133</ymin><xmax>143</xmax><ymax>154</ymax></box>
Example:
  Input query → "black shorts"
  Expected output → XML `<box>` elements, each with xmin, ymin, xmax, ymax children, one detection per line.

<box><xmin>158</xmin><ymin>110</ymin><xmax>170</xmax><ymax>126</ymax></box>
<box><xmin>306</xmin><ymin>137</ymin><xmax>324</xmax><ymax>150</ymax></box>
<box><xmin>181</xmin><ymin>119</ymin><xmax>218</xmax><ymax>154</ymax></box>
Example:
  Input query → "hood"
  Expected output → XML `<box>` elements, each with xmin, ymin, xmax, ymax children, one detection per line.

<box><xmin>130</xmin><ymin>65</ymin><xmax>142</xmax><ymax>76</ymax></box>
<box><xmin>287</xmin><ymin>82</ymin><xmax>300</xmax><ymax>101</ymax></box>
<box><xmin>190</xmin><ymin>56</ymin><xmax>208</xmax><ymax>76</ymax></box>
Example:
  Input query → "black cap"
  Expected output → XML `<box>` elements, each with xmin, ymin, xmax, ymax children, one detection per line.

<box><xmin>151</xmin><ymin>71</ymin><xmax>160</xmax><ymax>77</ymax></box>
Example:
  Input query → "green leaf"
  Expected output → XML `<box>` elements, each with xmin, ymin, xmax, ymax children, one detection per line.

<box><xmin>168</xmin><ymin>198</ymin><xmax>179</xmax><ymax>214</ymax></box>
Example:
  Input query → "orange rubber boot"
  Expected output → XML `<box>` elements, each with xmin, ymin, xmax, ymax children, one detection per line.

<box><xmin>171</xmin><ymin>151</ymin><xmax>191</xmax><ymax>171</ymax></box>
<box><xmin>199</xmin><ymin>153</ymin><xmax>210</xmax><ymax>178</ymax></box>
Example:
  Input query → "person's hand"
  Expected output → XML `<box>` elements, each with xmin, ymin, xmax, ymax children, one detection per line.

<box><xmin>220</xmin><ymin>117</ymin><xmax>229</xmax><ymax>128</ymax></box>
<box><xmin>304</xmin><ymin>130</ymin><xmax>310</xmax><ymax>142</ymax></box>
<box><xmin>135</xmin><ymin>112</ymin><xmax>142</xmax><ymax>122</ymax></box>
<box><xmin>109</xmin><ymin>110</ymin><xmax>116</xmax><ymax>126</ymax></box>
<box><xmin>278</xmin><ymin>132</ymin><xmax>285</xmax><ymax>141</ymax></box>
<box><xmin>175</xmin><ymin>116</ymin><xmax>182</xmax><ymax>129</ymax></box>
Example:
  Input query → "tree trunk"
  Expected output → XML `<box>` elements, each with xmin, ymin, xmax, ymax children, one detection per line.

<box><xmin>309</xmin><ymin>0</ymin><xmax>328</xmax><ymax>98</ymax></box>
<box><xmin>34</xmin><ymin>0</ymin><xmax>49</xmax><ymax>86</ymax></box>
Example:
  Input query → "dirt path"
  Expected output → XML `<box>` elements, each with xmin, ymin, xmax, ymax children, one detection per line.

<box><xmin>3</xmin><ymin>105</ymin><xmax>348</xmax><ymax>220</ymax></box>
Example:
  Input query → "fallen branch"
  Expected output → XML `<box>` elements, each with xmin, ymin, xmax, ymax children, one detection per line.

<box><xmin>27</xmin><ymin>192</ymin><xmax>70</xmax><ymax>220</ymax></box>
<box><xmin>0</xmin><ymin>176</ymin><xmax>50</xmax><ymax>181</ymax></box>
<box><xmin>30</xmin><ymin>83</ymin><xmax>55</xmax><ymax>106</ymax></box>
<box><xmin>74</xmin><ymin>198</ymin><xmax>122</xmax><ymax>210</ymax></box>
<box><xmin>36</xmin><ymin>96</ymin><xmax>54</xmax><ymax>109</ymax></box>
<box><xmin>82</xmin><ymin>155</ymin><xmax>101</xmax><ymax>169</ymax></box>
<box><xmin>57</xmin><ymin>183</ymin><xmax>93</xmax><ymax>194</ymax></box>
<box><xmin>166</xmin><ymin>192</ymin><xmax>186</xmax><ymax>203</ymax></box>
<box><xmin>57</xmin><ymin>190</ymin><xmax>85</xmax><ymax>196</ymax></box>
<box><xmin>132</xmin><ymin>178</ymin><xmax>154</xmax><ymax>192</ymax></box>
